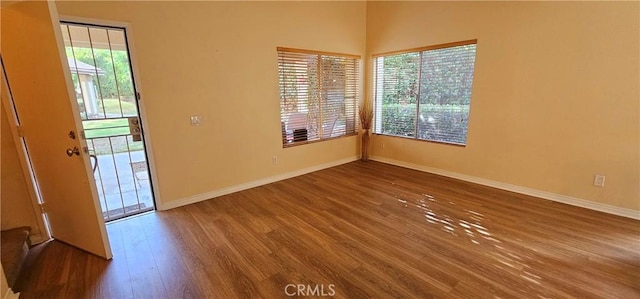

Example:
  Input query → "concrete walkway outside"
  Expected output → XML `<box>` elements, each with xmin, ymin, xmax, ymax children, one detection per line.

<box><xmin>92</xmin><ymin>150</ymin><xmax>154</xmax><ymax>220</ymax></box>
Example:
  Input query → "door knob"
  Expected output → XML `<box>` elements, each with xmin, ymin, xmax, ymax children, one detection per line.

<box><xmin>66</xmin><ymin>147</ymin><xmax>80</xmax><ymax>157</ymax></box>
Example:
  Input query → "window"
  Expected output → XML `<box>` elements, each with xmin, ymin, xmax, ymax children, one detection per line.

<box><xmin>277</xmin><ymin>48</ymin><xmax>360</xmax><ymax>147</ymax></box>
<box><xmin>373</xmin><ymin>40</ymin><xmax>477</xmax><ymax>145</ymax></box>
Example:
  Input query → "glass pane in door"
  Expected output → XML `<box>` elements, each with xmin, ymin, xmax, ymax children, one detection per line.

<box><xmin>61</xmin><ymin>22</ymin><xmax>155</xmax><ymax>222</ymax></box>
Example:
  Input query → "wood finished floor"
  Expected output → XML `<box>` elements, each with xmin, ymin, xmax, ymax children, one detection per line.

<box><xmin>14</xmin><ymin>161</ymin><xmax>640</xmax><ymax>298</ymax></box>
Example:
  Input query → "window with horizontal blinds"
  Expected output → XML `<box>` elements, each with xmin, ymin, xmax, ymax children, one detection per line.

<box><xmin>278</xmin><ymin>48</ymin><xmax>359</xmax><ymax>147</ymax></box>
<box><xmin>373</xmin><ymin>40</ymin><xmax>477</xmax><ymax>145</ymax></box>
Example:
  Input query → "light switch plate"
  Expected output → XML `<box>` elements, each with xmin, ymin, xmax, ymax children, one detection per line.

<box><xmin>190</xmin><ymin>115</ymin><xmax>201</xmax><ymax>126</ymax></box>
<box><xmin>593</xmin><ymin>175</ymin><xmax>605</xmax><ymax>187</ymax></box>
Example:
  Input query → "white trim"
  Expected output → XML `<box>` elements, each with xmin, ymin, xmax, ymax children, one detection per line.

<box><xmin>1</xmin><ymin>46</ymin><xmax>52</xmax><ymax>244</ymax></box>
<box><xmin>370</xmin><ymin>156</ymin><xmax>640</xmax><ymax>220</ymax></box>
<box><xmin>159</xmin><ymin>156</ymin><xmax>360</xmax><ymax>210</ymax></box>
<box><xmin>3</xmin><ymin>289</ymin><xmax>19</xmax><ymax>299</ymax></box>
<box><xmin>122</xmin><ymin>23</ymin><xmax>164</xmax><ymax>212</ymax></box>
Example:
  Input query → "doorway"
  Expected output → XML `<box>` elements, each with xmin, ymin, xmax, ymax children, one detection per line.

<box><xmin>60</xmin><ymin>22</ymin><xmax>156</xmax><ymax>222</ymax></box>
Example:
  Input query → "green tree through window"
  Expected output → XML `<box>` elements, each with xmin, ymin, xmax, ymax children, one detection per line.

<box><xmin>373</xmin><ymin>40</ymin><xmax>477</xmax><ymax>145</ymax></box>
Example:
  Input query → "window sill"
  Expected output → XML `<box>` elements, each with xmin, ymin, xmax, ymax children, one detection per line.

<box><xmin>372</xmin><ymin>133</ymin><xmax>467</xmax><ymax>147</ymax></box>
<box><xmin>283</xmin><ymin>132</ymin><xmax>358</xmax><ymax>148</ymax></box>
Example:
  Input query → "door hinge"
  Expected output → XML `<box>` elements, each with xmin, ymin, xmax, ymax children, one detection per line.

<box><xmin>80</xmin><ymin>130</ymin><xmax>86</xmax><ymax>140</ymax></box>
<box><xmin>39</xmin><ymin>202</ymin><xmax>47</xmax><ymax>214</ymax></box>
<box><xmin>136</xmin><ymin>92</ymin><xmax>141</xmax><ymax>101</ymax></box>
<box><xmin>16</xmin><ymin>125</ymin><xmax>24</xmax><ymax>137</ymax></box>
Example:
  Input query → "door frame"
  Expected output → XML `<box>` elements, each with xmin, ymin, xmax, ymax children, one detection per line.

<box><xmin>57</xmin><ymin>14</ymin><xmax>162</xmax><ymax>211</ymax></box>
<box><xmin>1</xmin><ymin>60</ymin><xmax>51</xmax><ymax>245</ymax></box>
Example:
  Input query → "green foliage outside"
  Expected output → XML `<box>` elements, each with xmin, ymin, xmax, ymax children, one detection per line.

<box><xmin>88</xmin><ymin>137</ymin><xmax>144</xmax><ymax>156</ymax></box>
<box><xmin>419</xmin><ymin>45</ymin><xmax>475</xmax><ymax>106</ymax></box>
<box><xmin>83</xmin><ymin>119</ymin><xmax>129</xmax><ymax>139</ymax></box>
<box><xmin>377</xmin><ymin>45</ymin><xmax>476</xmax><ymax>144</ymax></box>
<box><xmin>379</xmin><ymin>52</ymin><xmax>419</xmax><ymax>106</ymax></box>
<box><xmin>82</xmin><ymin>100</ymin><xmax>143</xmax><ymax>155</ymax></box>
<box><xmin>65</xmin><ymin>46</ymin><xmax>144</xmax><ymax>154</ymax></box>
<box><xmin>66</xmin><ymin>47</ymin><xmax>134</xmax><ymax>99</ymax></box>
<box><xmin>82</xmin><ymin>99</ymin><xmax>137</xmax><ymax>137</ymax></box>
<box><xmin>380</xmin><ymin>104</ymin><xmax>470</xmax><ymax>144</ymax></box>
<box><xmin>380</xmin><ymin>104</ymin><xmax>417</xmax><ymax>137</ymax></box>
<box><xmin>83</xmin><ymin>117</ymin><xmax>144</xmax><ymax>155</ymax></box>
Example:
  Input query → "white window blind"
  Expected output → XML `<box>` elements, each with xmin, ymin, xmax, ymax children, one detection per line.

<box><xmin>373</xmin><ymin>40</ymin><xmax>477</xmax><ymax>145</ymax></box>
<box><xmin>278</xmin><ymin>48</ymin><xmax>359</xmax><ymax>147</ymax></box>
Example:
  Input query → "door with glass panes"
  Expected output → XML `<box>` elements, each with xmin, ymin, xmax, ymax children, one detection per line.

<box><xmin>60</xmin><ymin>22</ymin><xmax>155</xmax><ymax>222</ymax></box>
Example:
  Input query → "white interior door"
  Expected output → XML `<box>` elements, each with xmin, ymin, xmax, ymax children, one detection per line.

<box><xmin>1</xmin><ymin>1</ymin><xmax>112</xmax><ymax>258</ymax></box>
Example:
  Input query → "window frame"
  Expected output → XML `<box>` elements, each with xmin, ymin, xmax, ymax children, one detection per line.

<box><xmin>277</xmin><ymin>47</ymin><xmax>361</xmax><ymax>148</ymax></box>
<box><xmin>372</xmin><ymin>39</ymin><xmax>477</xmax><ymax>146</ymax></box>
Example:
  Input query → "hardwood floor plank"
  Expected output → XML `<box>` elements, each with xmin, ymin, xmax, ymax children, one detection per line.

<box><xmin>117</xmin><ymin>217</ymin><xmax>167</xmax><ymax>299</ymax></box>
<box><xmin>211</xmin><ymin>217</ymin><xmax>280</xmax><ymax>281</ymax></box>
<box><xmin>13</xmin><ymin>161</ymin><xmax>640</xmax><ymax>298</ymax></box>
<box><xmin>207</xmin><ymin>245</ymin><xmax>262</xmax><ymax>298</ymax></box>
<box><xmin>142</xmin><ymin>224</ymin><xmax>206</xmax><ymax>299</ymax></box>
<box><xmin>100</xmin><ymin>222</ymin><xmax>134</xmax><ymax>298</ymax></box>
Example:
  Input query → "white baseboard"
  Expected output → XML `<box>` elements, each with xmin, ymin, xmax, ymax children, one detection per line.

<box><xmin>370</xmin><ymin>156</ymin><xmax>640</xmax><ymax>220</ymax></box>
<box><xmin>4</xmin><ymin>289</ymin><xmax>19</xmax><ymax>299</ymax></box>
<box><xmin>159</xmin><ymin>156</ymin><xmax>360</xmax><ymax>210</ymax></box>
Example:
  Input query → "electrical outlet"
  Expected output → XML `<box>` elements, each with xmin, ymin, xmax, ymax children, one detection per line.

<box><xmin>593</xmin><ymin>175</ymin><xmax>606</xmax><ymax>187</ymax></box>
<box><xmin>272</xmin><ymin>156</ymin><xmax>278</xmax><ymax>164</ymax></box>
